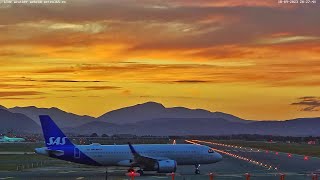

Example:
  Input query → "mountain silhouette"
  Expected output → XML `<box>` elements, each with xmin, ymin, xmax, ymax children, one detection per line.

<box><xmin>70</xmin><ymin>117</ymin><xmax>320</xmax><ymax>136</ymax></box>
<box><xmin>0</xmin><ymin>108</ymin><xmax>40</xmax><ymax>133</ymax></box>
<box><xmin>0</xmin><ymin>105</ymin><xmax>7</xmax><ymax>110</ymax></box>
<box><xmin>98</xmin><ymin>101</ymin><xmax>246</xmax><ymax>124</ymax></box>
<box><xmin>9</xmin><ymin>106</ymin><xmax>95</xmax><ymax>128</ymax></box>
<box><xmin>1</xmin><ymin>102</ymin><xmax>319</xmax><ymax>136</ymax></box>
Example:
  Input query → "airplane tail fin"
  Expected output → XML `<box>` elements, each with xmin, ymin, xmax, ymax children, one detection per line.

<box><xmin>39</xmin><ymin>115</ymin><xmax>73</xmax><ymax>147</ymax></box>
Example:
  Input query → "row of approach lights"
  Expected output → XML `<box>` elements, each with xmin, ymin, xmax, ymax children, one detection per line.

<box><xmin>186</xmin><ymin>140</ymin><xmax>277</xmax><ymax>170</ymax></box>
<box><xmin>187</xmin><ymin>139</ymin><xmax>305</xmax><ymax>171</ymax></box>
<box><xmin>191</xmin><ymin>140</ymin><xmax>309</xmax><ymax>161</ymax></box>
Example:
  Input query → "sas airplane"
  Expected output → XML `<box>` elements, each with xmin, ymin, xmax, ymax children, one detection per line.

<box><xmin>35</xmin><ymin>115</ymin><xmax>222</xmax><ymax>175</ymax></box>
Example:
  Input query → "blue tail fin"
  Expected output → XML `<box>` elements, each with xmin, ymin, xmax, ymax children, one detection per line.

<box><xmin>39</xmin><ymin>115</ymin><xmax>73</xmax><ymax>147</ymax></box>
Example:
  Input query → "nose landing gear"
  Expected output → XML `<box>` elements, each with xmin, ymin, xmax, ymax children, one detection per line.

<box><xmin>127</xmin><ymin>168</ymin><xmax>144</xmax><ymax>176</ymax></box>
<box><xmin>194</xmin><ymin>164</ymin><xmax>200</xmax><ymax>174</ymax></box>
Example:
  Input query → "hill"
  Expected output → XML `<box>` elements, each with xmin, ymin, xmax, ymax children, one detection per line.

<box><xmin>98</xmin><ymin>102</ymin><xmax>245</xmax><ymax>124</ymax></box>
<box><xmin>9</xmin><ymin>106</ymin><xmax>95</xmax><ymax>128</ymax></box>
<box><xmin>0</xmin><ymin>109</ymin><xmax>40</xmax><ymax>133</ymax></box>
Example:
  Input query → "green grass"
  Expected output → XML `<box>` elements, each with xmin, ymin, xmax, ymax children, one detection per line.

<box><xmin>0</xmin><ymin>154</ymin><xmax>65</xmax><ymax>171</ymax></box>
<box><xmin>209</xmin><ymin>140</ymin><xmax>320</xmax><ymax>157</ymax></box>
<box><xmin>0</xmin><ymin>143</ymin><xmax>43</xmax><ymax>152</ymax></box>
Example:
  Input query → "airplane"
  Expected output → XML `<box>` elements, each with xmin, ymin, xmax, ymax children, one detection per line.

<box><xmin>0</xmin><ymin>136</ymin><xmax>25</xmax><ymax>143</ymax></box>
<box><xmin>35</xmin><ymin>115</ymin><xmax>222</xmax><ymax>175</ymax></box>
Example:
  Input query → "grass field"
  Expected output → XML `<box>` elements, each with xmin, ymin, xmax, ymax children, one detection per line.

<box><xmin>209</xmin><ymin>140</ymin><xmax>320</xmax><ymax>157</ymax></box>
<box><xmin>0</xmin><ymin>143</ymin><xmax>42</xmax><ymax>152</ymax></box>
<box><xmin>0</xmin><ymin>154</ymin><xmax>65</xmax><ymax>171</ymax></box>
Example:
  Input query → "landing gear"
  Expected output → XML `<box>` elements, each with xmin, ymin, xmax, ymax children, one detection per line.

<box><xmin>194</xmin><ymin>164</ymin><xmax>200</xmax><ymax>174</ymax></box>
<box><xmin>127</xmin><ymin>168</ymin><xmax>144</xmax><ymax>176</ymax></box>
<box><xmin>127</xmin><ymin>168</ymin><xmax>135</xmax><ymax>173</ymax></box>
<box><xmin>137</xmin><ymin>169</ymin><xmax>144</xmax><ymax>175</ymax></box>
<box><xmin>105</xmin><ymin>168</ymin><xmax>108</xmax><ymax>180</ymax></box>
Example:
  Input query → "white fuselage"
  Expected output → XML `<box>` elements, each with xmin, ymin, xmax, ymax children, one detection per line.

<box><xmin>36</xmin><ymin>143</ymin><xmax>222</xmax><ymax>167</ymax></box>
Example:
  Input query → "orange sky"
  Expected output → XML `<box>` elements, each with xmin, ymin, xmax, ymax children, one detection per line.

<box><xmin>0</xmin><ymin>0</ymin><xmax>319</xmax><ymax>120</ymax></box>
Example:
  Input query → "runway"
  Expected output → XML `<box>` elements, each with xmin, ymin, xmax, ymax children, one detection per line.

<box><xmin>190</xmin><ymin>140</ymin><xmax>320</xmax><ymax>179</ymax></box>
<box><xmin>0</xmin><ymin>140</ymin><xmax>319</xmax><ymax>180</ymax></box>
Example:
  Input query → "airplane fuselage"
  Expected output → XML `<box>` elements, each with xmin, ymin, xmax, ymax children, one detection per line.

<box><xmin>0</xmin><ymin>136</ymin><xmax>25</xmax><ymax>142</ymax></box>
<box><xmin>36</xmin><ymin>143</ymin><xmax>222</xmax><ymax>167</ymax></box>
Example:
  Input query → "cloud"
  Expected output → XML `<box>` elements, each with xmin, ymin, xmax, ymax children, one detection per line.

<box><xmin>0</xmin><ymin>97</ymin><xmax>46</xmax><ymax>100</ymax></box>
<box><xmin>33</xmin><ymin>68</ymin><xmax>77</xmax><ymax>74</ymax></box>
<box><xmin>10</xmin><ymin>21</ymin><xmax>107</xmax><ymax>34</ymax></box>
<box><xmin>1</xmin><ymin>1</ymin><xmax>319</xmax><ymax>50</ymax></box>
<box><xmin>0</xmin><ymin>49</ymin><xmax>46</xmax><ymax>57</ymax></box>
<box><xmin>0</xmin><ymin>0</ymin><xmax>319</xmax><ymax>90</ymax></box>
<box><xmin>138</xmin><ymin>95</ymin><xmax>209</xmax><ymax>100</ymax></box>
<box><xmin>0</xmin><ymin>83</ymin><xmax>36</xmax><ymax>89</ymax></box>
<box><xmin>54</xmin><ymin>89</ymin><xmax>80</xmax><ymax>92</ymax></box>
<box><xmin>0</xmin><ymin>91</ymin><xmax>44</xmax><ymax>98</ymax></box>
<box><xmin>122</xmin><ymin>90</ymin><xmax>131</xmax><ymax>95</ymax></box>
<box><xmin>84</xmin><ymin>86</ymin><xmax>121</xmax><ymax>90</ymax></box>
<box><xmin>291</xmin><ymin>97</ymin><xmax>320</xmax><ymax>111</ymax></box>
<box><xmin>165</xmin><ymin>0</ymin><xmax>293</xmax><ymax>8</ymax></box>
<box><xmin>47</xmin><ymin>22</ymin><xmax>106</xmax><ymax>34</ymax></box>
<box><xmin>17</xmin><ymin>61</ymin><xmax>320</xmax><ymax>87</ymax></box>
<box><xmin>257</xmin><ymin>36</ymin><xmax>320</xmax><ymax>45</ymax></box>
<box><xmin>37</xmin><ymin>79</ymin><xmax>105</xmax><ymax>83</ymax></box>
<box><xmin>56</xmin><ymin>96</ymin><xmax>78</xmax><ymax>98</ymax></box>
<box><xmin>172</xmin><ymin>80</ymin><xmax>211</xmax><ymax>83</ymax></box>
<box><xmin>20</xmin><ymin>77</ymin><xmax>107</xmax><ymax>83</ymax></box>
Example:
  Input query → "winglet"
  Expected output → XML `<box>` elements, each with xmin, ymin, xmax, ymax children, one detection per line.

<box><xmin>128</xmin><ymin>142</ymin><xmax>138</xmax><ymax>155</ymax></box>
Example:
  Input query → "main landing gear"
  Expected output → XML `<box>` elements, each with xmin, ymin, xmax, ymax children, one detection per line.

<box><xmin>105</xmin><ymin>168</ymin><xmax>108</xmax><ymax>180</ymax></box>
<box><xmin>128</xmin><ymin>168</ymin><xmax>144</xmax><ymax>176</ymax></box>
<box><xmin>194</xmin><ymin>164</ymin><xmax>200</xmax><ymax>174</ymax></box>
<box><xmin>128</xmin><ymin>168</ymin><xmax>135</xmax><ymax>173</ymax></box>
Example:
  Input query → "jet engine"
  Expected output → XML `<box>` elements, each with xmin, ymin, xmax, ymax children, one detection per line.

<box><xmin>154</xmin><ymin>160</ymin><xmax>177</xmax><ymax>173</ymax></box>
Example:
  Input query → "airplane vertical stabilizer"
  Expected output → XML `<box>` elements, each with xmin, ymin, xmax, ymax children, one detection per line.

<box><xmin>39</xmin><ymin>115</ymin><xmax>73</xmax><ymax>147</ymax></box>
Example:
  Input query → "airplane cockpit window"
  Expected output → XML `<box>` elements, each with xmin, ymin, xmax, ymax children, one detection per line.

<box><xmin>208</xmin><ymin>149</ymin><xmax>215</xmax><ymax>153</ymax></box>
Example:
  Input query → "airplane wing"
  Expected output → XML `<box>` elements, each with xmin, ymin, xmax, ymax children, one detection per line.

<box><xmin>128</xmin><ymin>143</ymin><xmax>169</xmax><ymax>169</ymax></box>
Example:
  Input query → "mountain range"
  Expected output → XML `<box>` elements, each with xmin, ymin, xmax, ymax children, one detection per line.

<box><xmin>1</xmin><ymin>102</ymin><xmax>319</xmax><ymax>136</ymax></box>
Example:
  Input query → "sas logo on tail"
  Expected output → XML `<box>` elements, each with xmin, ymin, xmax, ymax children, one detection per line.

<box><xmin>47</xmin><ymin>137</ymin><xmax>67</xmax><ymax>145</ymax></box>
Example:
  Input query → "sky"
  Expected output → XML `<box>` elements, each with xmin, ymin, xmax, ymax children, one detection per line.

<box><xmin>0</xmin><ymin>0</ymin><xmax>319</xmax><ymax>120</ymax></box>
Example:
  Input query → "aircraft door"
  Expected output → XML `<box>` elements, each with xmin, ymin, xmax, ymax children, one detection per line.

<box><xmin>74</xmin><ymin>147</ymin><xmax>80</xmax><ymax>158</ymax></box>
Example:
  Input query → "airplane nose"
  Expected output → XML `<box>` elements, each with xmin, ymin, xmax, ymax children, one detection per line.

<box><xmin>215</xmin><ymin>153</ymin><xmax>223</xmax><ymax>162</ymax></box>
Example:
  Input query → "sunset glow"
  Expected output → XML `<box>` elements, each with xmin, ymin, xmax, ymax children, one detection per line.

<box><xmin>0</xmin><ymin>0</ymin><xmax>319</xmax><ymax>120</ymax></box>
